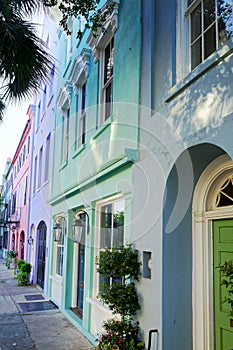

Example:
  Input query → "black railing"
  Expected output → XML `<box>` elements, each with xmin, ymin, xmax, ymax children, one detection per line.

<box><xmin>148</xmin><ymin>329</ymin><xmax>158</xmax><ymax>350</ymax></box>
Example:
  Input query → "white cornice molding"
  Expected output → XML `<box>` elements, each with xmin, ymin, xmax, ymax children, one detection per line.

<box><xmin>68</xmin><ymin>48</ymin><xmax>91</xmax><ymax>94</ymax></box>
<box><xmin>87</xmin><ymin>0</ymin><xmax>120</xmax><ymax>62</ymax></box>
<box><xmin>57</xmin><ymin>82</ymin><xmax>72</xmax><ymax>110</ymax></box>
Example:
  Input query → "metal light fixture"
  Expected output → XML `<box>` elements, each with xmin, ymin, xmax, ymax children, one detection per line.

<box><xmin>53</xmin><ymin>216</ymin><xmax>66</xmax><ymax>242</ymax></box>
<box><xmin>11</xmin><ymin>225</ymin><xmax>17</xmax><ymax>233</ymax></box>
<box><xmin>72</xmin><ymin>210</ymin><xmax>89</xmax><ymax>243</ymax></box>
<box><xmin>27</xmin><ymin>236</ymin><xmax>34</xmax><ymax>245</ymax></box>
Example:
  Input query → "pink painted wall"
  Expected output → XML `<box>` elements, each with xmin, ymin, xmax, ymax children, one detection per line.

<box><xmin>9</xmin><ymin>111</ymin><xmax>33</xmax><ymax>261</ymax></box>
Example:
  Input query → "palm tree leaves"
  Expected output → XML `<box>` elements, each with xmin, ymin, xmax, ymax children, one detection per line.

<box><xmin>0</xmin><ymin>0</ymin><xmax>52</xmax><ymax>119</ymax></box>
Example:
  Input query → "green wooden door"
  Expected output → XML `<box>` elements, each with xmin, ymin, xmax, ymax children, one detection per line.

<box><xmin>213</xmin><ymin>219</ymin><xmax>233</xmax><ymax>350</ymax></box>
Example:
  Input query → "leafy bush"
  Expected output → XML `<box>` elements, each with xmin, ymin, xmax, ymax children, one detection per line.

<box><xmin>17</xmin><ymin>259</ymin><xmax>25</xmax><ymax>270</ymax></box>
<box><xmin>8</xmin><ymin>250</ymin><xmax>18</xmax><ymax>258</ymax></box>
<box><xmin>96</xmin><ymin>319</ymin><xmax>145</xmax><ymax>350</ymax></box>
<box><xmin>16</xmin><ymin>271</ymin><xmax>28</xmax><ymax>286</ymax></box>
<box><xmin>95</xmin><ymin>245</ymin><xmax>145</xmax><ymax>349</ymax></box>
<box><xmin>21</xmin><ymin>262</ymin><xmax>32</xmax><ymax>274</ymax></box>
<box><xmin>219</xmin><ymin>259</ymin><xmax>233</xmax><ymax>316</ymax></box>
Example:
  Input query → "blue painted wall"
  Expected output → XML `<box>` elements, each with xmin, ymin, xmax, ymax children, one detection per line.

<box><xmin>162</xmin><ymin>143</ymin><xmax>225</xmax><ymax>350</ymax></box>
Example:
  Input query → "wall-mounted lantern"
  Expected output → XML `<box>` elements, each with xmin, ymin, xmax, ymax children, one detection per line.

<box><xmin>72</xmin><ymin>210</ymin><xmax>89</xmax><ymax>243</ymax></box>
<box><xmin>27</xmin><ymin>236</ymin><xmax>34</xmax><ymax>245</ymax></box>
<box><xmin>53</xmin><ymin>216</ymin><xmax>66</xmax><ymax>242</ymax></box>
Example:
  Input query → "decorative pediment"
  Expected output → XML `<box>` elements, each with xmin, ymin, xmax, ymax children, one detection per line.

<box><xmin>87</xmin><ymin>0</ymin><xmax>120</xmax><ymax>62</ymax></box>
<box><xmin>57</xmin><ymin>82</ymin><xmax>72</xmax><ymax>110</ymax></box>
<box><xmin>68</xmin><ymin>48</ymin><xmax>91</xmax><ymax>94</ymax></box>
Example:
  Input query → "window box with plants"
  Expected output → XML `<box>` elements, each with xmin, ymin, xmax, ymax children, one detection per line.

<box><xmin>95</xmin><ymin>245</ymin><xmax>145</xmax><ymax>350</ymax></box>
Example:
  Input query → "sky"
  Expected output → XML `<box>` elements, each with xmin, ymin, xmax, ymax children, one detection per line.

<box><xmin>0</xmin><ymin>99</ymin><xmax>31</xmax><ymax>177</ymax></box>
<box><xmin>0</xmin><ymin>12</ymin><xmax>44</xmax><ymax>180</ymax></box>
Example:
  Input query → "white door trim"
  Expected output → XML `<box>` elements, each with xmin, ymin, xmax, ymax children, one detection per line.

<box><xmin>192</xmin><ymin>154</ymin><xmax>233</xmax><ymax>350</ymax></box>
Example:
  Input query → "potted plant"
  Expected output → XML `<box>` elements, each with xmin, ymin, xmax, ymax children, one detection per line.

<box><xmin>16</xmin><ymin>262</ymin><xmax>32</xmax><ymax>286</ymax></box>
<box><xmin>15</xmin><ymin>259</ymin><xmax>25</xmax><ymax>276</ymax></box>
<box><xmin>219</xmin><ymin>259</ymin><xmax>233</xmax><ymax>326</ymax></box>
<box><xmin>7</xmin><ymin>250</ymin><xmax>18</xmax><ymax>269</ymax></box>
<box><xmin>95</xmin><ymin>245</ymin><xmax>145</xmax><ymax>349</ymax></box>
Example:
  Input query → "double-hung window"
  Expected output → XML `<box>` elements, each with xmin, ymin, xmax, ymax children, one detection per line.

<box><xmin>78</xmin><ymin>83</ymin><xmax>86</xmax><ymax>147</ymax></box>
<box><xmin>102</xmin><ymin>37</ymin><xmax>114</xmax><ymax>121</ymax></box>
<box><xmin>62</xmin><ymin>108</ymin><xmax>70</xmax><ymax>164</ymax></box>
<box><xmin>97</xmin><ymin>198</ymin><xmax>124</xmax><ymax>288</ymax></box>
<box><xmin>56</xmin><ymin>236</ymin><xmax>64</xmax><ymax>276</ymax></box>
<box><xmin>187</xmin><ymin>0</ymin><xmax>233</xmax><ymax>70</ymax></box>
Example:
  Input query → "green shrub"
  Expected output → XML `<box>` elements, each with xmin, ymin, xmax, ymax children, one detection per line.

<box><xmin>21</xmin><ymin>263</ymin><xmax>32</xmax><ymax>274</ymax></box>
<box><xmin>16</xmin><ymin>271</ymin><xmax>28</xmax><ymax>286</ymax></box>
<box><xmin>8</xmin><ymin>250</ymin><xmax>18</xmax><ymax>258</ymax></box>
<box><xmin>95</xmin><ymin>245</ymin><xmax>145</xmax><ymax>349</ymax></box>
<box><xmin>17</xmin><ymin>259</ymin><xmax>25</xmax><ymax>270</ymax></box>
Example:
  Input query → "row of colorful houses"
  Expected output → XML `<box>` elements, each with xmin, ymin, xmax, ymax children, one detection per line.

<box><xmin>1</xmin><ymin>1</ymin><xmax>233</xmax><ymax>349</ymax></box>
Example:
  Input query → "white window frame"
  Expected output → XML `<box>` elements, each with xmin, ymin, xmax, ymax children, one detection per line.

<box><xmin>56</xmin><ymin>83</ymin><xmax>72</xmax><ymax>165</ymax></box>
<box><xmin>62</xmin><ymin>108</ymin><xmax>70</xmax><ymax>164</ymax></box>
<box><xmin>53</xmin><ymin>215</ymin><xmax>66</xmax><ymax>278</ymax></box>
<box><xmin>37</xmin><ymin>146</ymin><xmax>43</xmax><ymax>189</ymax></box>
<box><xmin>44</xmin><ymin>133</ymin><xmax>51</xmax><ymax>182</ymax></box>
<box><xmin>68</xmin><ymin>48</ymin><xmax>91</xmax><ymax>151</ymax></box>
<box><xmin>77</xmin><ymin>83</ymin><xmax>86</xmax><ymax>148</ymax></box>
<box><xmin>87</xmin><ymin>0</ymin><xmax>120</xmax><ymax>127</ymax></box>
<box><xmin>99</xmin><ymin>37</ymin><xmax>114</xmax><ymax>124</ymax></box>
<box><xmin>93</xmin><ymin>195</ymin><xmax>125</xmax><ymax>297</ymax></box>
<box><xmin>185</xmin><ymin>0</ymin><xmax>233</xmax><ymax>71</ymax></box>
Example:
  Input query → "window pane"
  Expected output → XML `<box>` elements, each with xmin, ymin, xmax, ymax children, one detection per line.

<box><xmin>105</xmin><ymin>83</ymin><xmax>112</xmax><ymax>121</ymax></box>
<box><xmin>104</xmin><ymin>38</ymin><xmax>114</xmax><ymax>85</ymax></box>
<box><xmin>204</xmin><ymin>0</ymin><xmax>215</xmax><ymax>29</ymax></box>
<box><xmin>204</xmin><ymin>24</ymin><xmax>216</xmax><ymax>58</ymax></box>
<box><xmin>218</xmin><ymin>3</ymin><xmax>233</xmax><ymax>44</ymax></box>
<box><xmin>81</xmin><ymin>114</ymin><xmax>86</xmax><ymax>145</ymax></box>
<box><xmin>100</xmin><ymin>204</ymin><xmax>112</xmax><ymax>249</ymax></box>
<box><xmin>191</xmin><ymin>38</ymin><xmax>202</xmax><ymax>69</ymax></box>
<box><xmin>191</xmin><ymin>4</ymin><xmax>202</xmax><ymax>42</ymax></box>
<box><xmin>113</xmin><ymin>200</ymin><xmax>124</xmax><ymax>248</ymax></box>
<box><xmin>56</xmin><ymin>246</ymin><xmax>64</xmax><ymax>276</ymax></box>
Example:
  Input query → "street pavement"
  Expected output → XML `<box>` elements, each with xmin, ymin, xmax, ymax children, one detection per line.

<box><xmin>0</xmin><ymin>259</ymin><xmax>95</xmax><ymax>350</ymax></box>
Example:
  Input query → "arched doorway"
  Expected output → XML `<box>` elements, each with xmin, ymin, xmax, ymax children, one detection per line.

<box><xmin>19</xmin><ymin>231</ymin><xmax>25</xmax><ymax>259</ymax></box>
<box><xmin>162</xmin><ymin>144</ymin><xmax>226</xmax><ymax>350</ymax></box>
<box><xmin>37</xmin><ymin>221</ymin><xmax>47</xmax><ymax>289</ymax></box>
<box><xmin>193</xmin><ymin>155</ymin><xmax>233</xmax><ymax>350</ymax></box>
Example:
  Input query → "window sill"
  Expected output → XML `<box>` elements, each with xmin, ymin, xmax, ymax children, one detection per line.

<box><xmin>72</xmin><ymin>144</ymin><xmax>86</xmax><ymax>159</ymax></box>
<box><xmin>50</xmin><ymin>274</ymin><xmax>63</xmax><ymax>283</ymax></box>
<box><xmin>165</xmin><ymin>38</ymin><xmax>233</xmax><ymax>103</ymax></box>
<box><xmin>92</xmin><ymin>115</ymin><xmax>113</xmax><ymax>140</ymax></box>
<box><xmin>60</xmin><ymin>160</ymin><xmax>68</xmax><ymax>171</ymax></box>
<box><xmin>86</xmin><ymin>297</ymin><xmax>112</xmax><ymax>315</ymax></box>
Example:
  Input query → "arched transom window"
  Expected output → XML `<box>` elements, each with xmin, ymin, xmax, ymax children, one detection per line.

<box><xmin>215</xmin><ymin>175</ymin><xmax>233</xmax><ymax>208</ymax></box>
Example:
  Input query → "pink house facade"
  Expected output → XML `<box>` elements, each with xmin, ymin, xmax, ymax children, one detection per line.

<box><xmin>9</xmin><ymin>106</ymin><xmax>33</xmax><ymax>260</ymax></box>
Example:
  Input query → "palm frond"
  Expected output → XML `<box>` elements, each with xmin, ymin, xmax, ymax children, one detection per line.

<box><xmin>0</xmin><ymin>15</ymin><xmax>52</xmax><ymax>101</ymax></box>
<box><xmin>0</xmin><ymin>98</ymin><xmax>6</xmax><ymax>121</ymax></box>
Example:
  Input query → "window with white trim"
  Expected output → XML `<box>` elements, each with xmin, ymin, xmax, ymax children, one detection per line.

<box><xmin>56</xmin><ymin>237</ymin><xmax>64</xmax><ymax>276</ymax></box>
<box><xmin>62</xmin><ymin>108</ymin><xmax>70</xmax><ymax>164</ymax></box>
<box><xmin>77</xmin><ymin>83</ymin><xmax>86</xmax><ymax>148</ymax></box>
<box><xmin>101</xmin><ymin>37</ymin><xmax>114</xmax><ymax>122</ymax></box>
<box><xmin>96</xmin><ymin>198</ymin><xmax>124</xmax><ymax>290</ymax></box>
<box><xmin>87</xmin><ymin>1</ymin><xmax>120</xmax><ymax>126</ymax></box>
<box><xmin>187</xmin><ymin>0</ymin><xmax>233</xmax><ymax>70</ymax></box>
<box><xmin>37</xmin><ymin>146</ymin><xmax>43</xmax><ymax>189</ymax></box>
<box><xmin>44</xmin><ymin>133</ymin><xmax>51</xmax><ymax>182</ymax></box>
<box><xmin>33</xmin><ymin>156</ymin><xmax>37</xmax><ymax>194</ymax></box>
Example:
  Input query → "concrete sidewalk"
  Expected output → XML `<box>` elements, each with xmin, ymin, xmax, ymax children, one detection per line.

<box><xmin>0</xmin><ymin>259</ymin><xmax>95</xmax><ymax>350</ymax></box>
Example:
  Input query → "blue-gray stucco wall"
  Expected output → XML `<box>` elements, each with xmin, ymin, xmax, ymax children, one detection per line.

<box><xmin>162</xmin><ymin>143</ymin><xmax>225</xmax><ymax>350</ymax></box>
